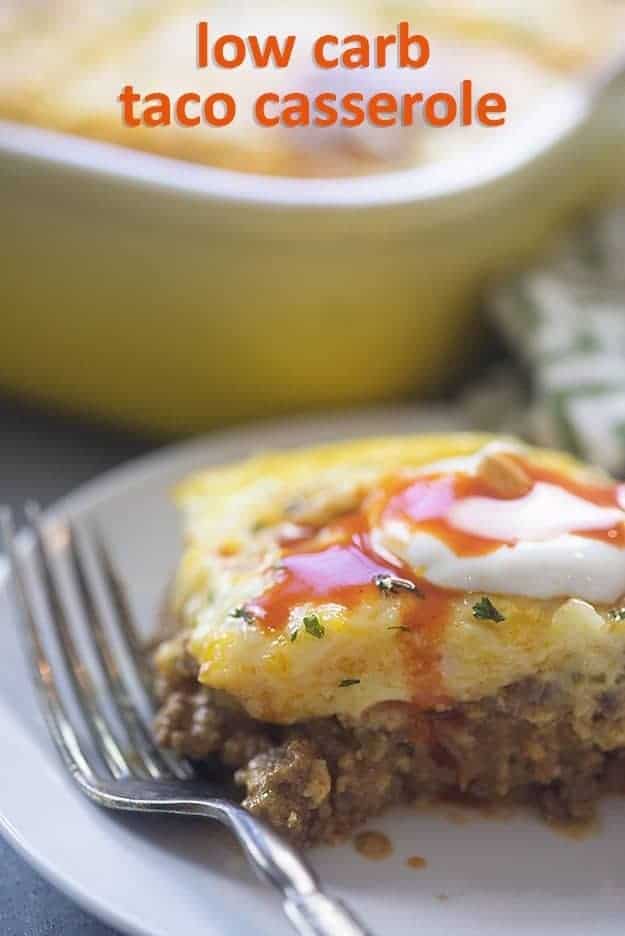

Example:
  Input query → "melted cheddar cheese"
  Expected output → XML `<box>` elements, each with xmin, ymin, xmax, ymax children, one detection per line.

<box><xmin>156</xmin><ymin>435</ymin><xmax>625</xmax><ymax>723</ymax></box>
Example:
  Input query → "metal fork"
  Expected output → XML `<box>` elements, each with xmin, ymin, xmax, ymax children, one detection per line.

<box><xmin>1</xmin><ymin>506</ymin><xmax>371</xmax><ymax>936</ymax></box>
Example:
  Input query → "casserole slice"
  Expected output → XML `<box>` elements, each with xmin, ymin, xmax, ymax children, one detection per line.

<box><xmin>154</xmin><ymin>434</ymin><xmax>625</xmax><ymax>844</ymax></box>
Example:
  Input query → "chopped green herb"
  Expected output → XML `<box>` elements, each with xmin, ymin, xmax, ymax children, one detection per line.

<box><xmin>388</xmin><ymin>624</ymin><xmax>410</xmax><ymax>632</ymax></box>
<box><xmin>374</xmin><ymin>574</ymin><xmax>395</xmax><ymax>595</ymax></box>
<box><xmin>472</xmin><ymin>597</ymin><xmax>505</xmax><ymax>623</ymax></box>
<box><xmin>231</xmin><ymin>605</ymin><xmax>255</xmax><ymax>625</ymax></box>
<box><xmin>290</xmin><ymin>629</ymin><xmax>299</xmax><ymax>643</ymax></box>
<box><xmin>609</xmin><ymin>608</ymin><xmax>625</xmax><ymax>622</ymax></box>
<box><xmin>339</xmin><ymin>679</ymin><xmax>361</xmax><ymax>688</ymax></box>
<box><xmin>373</xmin><ymin>574</ymin><xmax>423</xmax><ymax>597</ymax></box>
<box><xmin>303</xmin><ymin>613</ymin><xmax>325</xmax><ymax>639</ymax></box>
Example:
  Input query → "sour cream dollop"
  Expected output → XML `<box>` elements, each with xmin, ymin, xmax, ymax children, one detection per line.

<box><xmin>376</xmin><ymin>446</ymin><xmax>625</xmax><ymax>603</ymax></box>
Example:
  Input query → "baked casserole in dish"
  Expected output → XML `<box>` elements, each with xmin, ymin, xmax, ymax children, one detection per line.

<box><xmin>2</xmin><ymin>2</ymin><xmax>625</xmax><ymax>434</ymax></box>
<box><xmin>1</xmin><ymin>0</ymin><xmax>623</xmax><ymax>178</ymax></box>
<box><xmin>153</xmin><ymin>434</ymin><xmax>625</xmax><ymax>845</ymax></box>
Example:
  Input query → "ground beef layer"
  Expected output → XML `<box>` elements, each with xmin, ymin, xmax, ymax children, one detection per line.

<box><xmin>154</xmin><ymin>668</ymin><xmax>625</xmax><ymax>847</ymax></box>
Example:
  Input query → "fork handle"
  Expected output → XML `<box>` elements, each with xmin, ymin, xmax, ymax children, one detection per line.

<box><xmin>222</xmin><ymin>803</ymin><xmax>374</xmax><ymax>936</ymax></box>
<box><xmin>284</xmin><ymin>892</ymin><xmax>373</xmax><ymax>936</ymax></box>
<box><xmin>94</xmin><ymin>783</ymin><xmax>374</xmax><ymax>936</ymax></box>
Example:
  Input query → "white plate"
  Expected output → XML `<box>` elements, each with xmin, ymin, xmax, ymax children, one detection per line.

<box><xmin>2</xmin><ymin>407</ymin><xmax>625</xmax><ymax>936</ymax></box>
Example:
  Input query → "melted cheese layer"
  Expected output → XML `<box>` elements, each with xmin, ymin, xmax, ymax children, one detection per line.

<box><xmin>158</xmin><ymin>434</ymin><xmax>625</xmax><ymax>723</ymax></box>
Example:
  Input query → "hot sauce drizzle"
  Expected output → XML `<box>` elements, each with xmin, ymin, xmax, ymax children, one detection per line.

<box><xmin>249</xmin><ymin>507</ymin><xmax>454</xmax><ymax>706</ymax></box>
<box><xmin>241</xmin><ymin>453</ymin><xmax>625</xmax><ymax>708</ymax></box>
<box><xmin>251</xmin><ymin>509</ymin><xmax>412</xmax><ymax>632</ymax></box>
<box><xmin>380</xmin><ymin>458</ymin><xmax>625</xmax><ymax>553</ymax></box>
<box><xmin>511</xmin><ymin>459</ymin><xmax>625</xmax><ymax>548</ymax></box>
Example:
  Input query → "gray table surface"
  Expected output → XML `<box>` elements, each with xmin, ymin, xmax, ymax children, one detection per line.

<box><xmin>0</xmin><ymin>396</ymin><xmax>159</xmax><ymax>936</ymax></box>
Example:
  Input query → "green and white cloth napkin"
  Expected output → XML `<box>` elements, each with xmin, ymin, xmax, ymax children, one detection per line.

<box><xmin>461</xmin><ymin>203</ymin><xmax>625</xmax><ymax>476</ymax></box>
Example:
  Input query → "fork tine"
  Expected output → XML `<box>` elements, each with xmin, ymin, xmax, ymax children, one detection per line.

<box><xmin>68</xmin><ymin>521</ymin><xmax>190</xmax><ymax>780</ymax></box>
<box><xmin>0</xmin><ymin>508</ymin><xmax>96</xmax><ymax>786</ymax></box>
<box><xmin>92</xmin><ymin>533</ymin><xmax>194</xmax><ymax>779</ymax></box>
<box><xmin>25</xmin><ymin>503</ymin><xmax>133</xmax><ymax>780</ymax></box>
<box><xmin>94</xmin><ymin>534</ymin><xmax>159</xmax><ymax>702</ymax></box>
